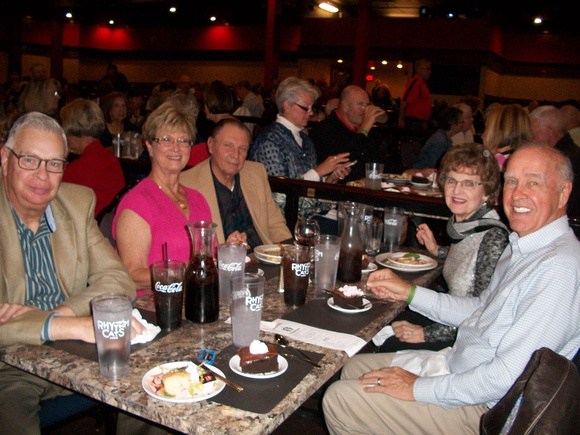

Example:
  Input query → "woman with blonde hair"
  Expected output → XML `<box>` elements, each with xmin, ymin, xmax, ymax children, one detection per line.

<box><xmin>113</xmin><ymin>101</ymin><xmax>212</xmax><ymax>290</ymax></box>
<box><xmin>17</xmin><ymin>78</ymin><xmax>61</xmax><ymax>118</ymax></box>
<box><xmin>482</xmin><ymin>104</ymin><xmax>531</xmax><ymax>169</ymax></box>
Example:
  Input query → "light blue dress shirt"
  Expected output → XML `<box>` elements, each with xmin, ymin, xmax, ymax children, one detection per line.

<box><xmin>411</xmin><ymin>216</ymin><xmax>580</xmax><ymax>408</ymax></box>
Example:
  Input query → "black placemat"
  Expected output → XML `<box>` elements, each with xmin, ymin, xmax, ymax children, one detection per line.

<box><xmin>48</xmin><ymin>310</ymin><xmax>169</xmax><ymax>362</ymax></box>
<box><xmin>282</xmin><ymin>297</ymin><xmax>393</xmax><ymax>335</ymax></box>
<box><xmin>210</xmin><ymin>344</ymin><xmax>324</xmax><ymax>414</ymax></box>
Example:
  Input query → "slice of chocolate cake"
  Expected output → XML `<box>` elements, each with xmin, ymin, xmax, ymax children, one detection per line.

<box><xmin>330</xmin><ymin>285</ymin><xmax>364</xmax><ymax>309</ymax></box>
<box><xmin>237</xmin><ymin>340</ymin><xmax>279</xmax><ymax>374</ymax></box>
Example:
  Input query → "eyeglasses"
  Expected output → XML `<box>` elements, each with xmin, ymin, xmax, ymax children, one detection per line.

<box><xmin>153</xmin><ymin>137</ymin><xmax>193</xmax><ymax>148</ymax></box>
<box><xmin>444</xmin><ymin>177</ymin><xmax>483</xmax><ymax>190</ymax></box>
<box><xmin>7</xmin><ymin>147</ymin><xmax>66</xmax><ymax>173</ymax></box>
<box><xmin>294</xmin><ymin>103</ymin><xmax>313</xmax><ymax>113</ymax></box>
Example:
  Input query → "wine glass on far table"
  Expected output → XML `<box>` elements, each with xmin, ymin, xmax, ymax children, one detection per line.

<box><xmin>294</xmin><ymin>215</ymin><xmax>320</xmax><ymax>248</ymax></box>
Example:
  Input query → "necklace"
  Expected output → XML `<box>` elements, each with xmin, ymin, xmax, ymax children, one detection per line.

<box><xmin>151</xmin><ymin>178</ymin><xmax>189</xmax><ymax>211</ymax></box>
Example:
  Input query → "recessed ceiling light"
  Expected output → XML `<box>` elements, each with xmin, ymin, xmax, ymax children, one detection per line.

<box><xmin>210</xmin><ymin>16</ymin><xmax>216</xmax><ymax>22</ymax></box>
<box><xmin>337</xmin><ymin>59</ymin><xmax>343</xmax><ymax>63</ymax></box>
<box><xmin>169</xmin><ymin>7</ymin><xmax>177</xmax><ymax>13</ymax></box>
<box><xmin>397</xmin><ymin>61</ymin><xmax>403</xmax><ymax>69</ymax></box>
<box><xmin>534</xmin><ymin>17</ymin><xmax>543</xmax><ymax>24</ymax></box>
<box><xmin>109</xmin><ymin>19</ymin><xmax>114</xmax><ymax>25</ymax></box>
<box><xmin>370</xmin><ymin>66</ymin><xmax>375</xmax><ymax>70</ymax></box>
<box><xmin>65</xmin><ymin>12</ymin><xmax>73</xmax><ymax>19</ymax></box>
<box><xmin>382</xmin><ymin>60</ymin><xmax>387</xmax><ymax>65</ymax></box>
<box><xmin>319</xmin><ymin>2</ymin><xmax>339</xmax><ymax>13</ymax></box>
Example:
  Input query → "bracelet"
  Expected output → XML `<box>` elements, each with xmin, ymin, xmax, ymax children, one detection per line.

<box><xmin>359</xmin><ymin>128</ymin><xmax>369</xmax><ymax>136</ymax></box>
<box><xmin>406</xmin><ymin>285</ymin><xmax>417</xmax><ymax>305</ymax></box>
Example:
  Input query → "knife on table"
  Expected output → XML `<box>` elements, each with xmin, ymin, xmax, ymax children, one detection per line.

<box><xmin>198</xmin><ymin>361</ymin><xmax>243</xmax><ymax>392</ymax></box>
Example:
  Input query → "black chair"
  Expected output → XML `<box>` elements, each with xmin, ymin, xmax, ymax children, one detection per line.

<box><xmin>480</xmin><ymin>347</ymin><xmax>580</xmax><ymax>434</ymax></box>
<box><xmin>97</xmin><ymin>180</ymin><xmax>140</xmax><ymax>248</ymax></box>
<box><xmin>39</xmin><ymin>393</ymin><xmax>117</xmax><ymax>434</ymax></box>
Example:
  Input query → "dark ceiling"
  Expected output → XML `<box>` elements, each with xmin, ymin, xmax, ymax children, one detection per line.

<box><xmin>7</xmin><ymin>0</ymin><xmax>578</xmax><ymax>35</ymax></box>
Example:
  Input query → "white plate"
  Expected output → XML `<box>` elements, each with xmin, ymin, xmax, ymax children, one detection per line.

<box><xmin>254</xmin><ymin>244</ymin><xmax>292</xmax><ymax>265</ymax></box>
<box><xmin>375</xmin><ymin>252</ymin><xmax>438</xmax><ymax>272</ymax></box>
<box><xmin>229</xmin><ymin>355</ymin><xmax>288</xmax><ymax>379</ymax></box>
<box><xmin>327</xmin><ymin>297</ymin><xmax>372</xmax><ymax>313</ymax></box>
<box><xmin>361</xmin><ymin>262</ymin><xmax>378</xmax><ymax>274</ymax></box>
<box><xmin>142</xmin><ymin>361</ymin><xmax>226</xmax><ymax>403</ymax></box>
<box><xmin>410</xmin><ymin>181</ymin><xmax>431</xmax><ymax>190</ymax></box>
<box><xmin>383</xmin><ymin>174</ymin><xmax>410</xmax><ymax>184</ymax></box>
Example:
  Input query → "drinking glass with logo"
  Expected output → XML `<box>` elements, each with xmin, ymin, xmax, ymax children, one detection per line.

<box><xmin>383</xmin><ymin>207</ymin><xmax>405</xmax><ymax>252</ymax></box>
<box><xmin>91</xmin><ymin>293</ymin><xmax>133</xmax><ymax>379</ymax></box>
<box><xmin>217</xmin><ymin>242</ymin><xmax>247</xmax><ymax>304</ymax></box>
<box><xmin>231</xmin><ymin>273</ymin><xmax>265</xmax><ymax>347</ymax></box>
<box><xmin>151</xmin><ymin>260</ymin><xmax>185</xmax><ymax>332</ymax></box>
<box><xmin>314</xmin><ymin>235</ymin><xmax>341</xmax><ymax>295</ymax></box>
<box><xmin>365</xmin><ymin>163</ymin><xmax>384</xmax><ymax>190</ymax></box>
<box><xmin>282</xmin><ymin>245</ymin><xmax>311</xmax><ymax>307</ymax></box>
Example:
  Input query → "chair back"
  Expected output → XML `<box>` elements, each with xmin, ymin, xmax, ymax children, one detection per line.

<box><xmin>480</xmin><ymin>347</ymin><xmax>580</xmax><ymax>435</ymax></box>
<box><xmin>97</xmin><ymin>180</ymin><xmax>140</xmax><ymax>248</ymax></box>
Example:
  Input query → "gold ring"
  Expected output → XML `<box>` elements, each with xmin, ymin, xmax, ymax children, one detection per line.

<box><xmin>377</xmin><ymin>378</ymin><xmax>381</xmax><ymax>386</ymax></box>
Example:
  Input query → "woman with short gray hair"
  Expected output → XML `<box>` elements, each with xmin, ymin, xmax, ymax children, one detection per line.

<box><xmin>250</xmin><ymin>76</ymin><xmax>350</xmax><ymax>184</ymax></box>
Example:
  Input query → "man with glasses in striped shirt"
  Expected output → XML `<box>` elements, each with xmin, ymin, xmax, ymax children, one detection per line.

<box><xmin>0</xmin><ymin>112</ymin><xmax>139</xmax><ymax>433</ymax></box>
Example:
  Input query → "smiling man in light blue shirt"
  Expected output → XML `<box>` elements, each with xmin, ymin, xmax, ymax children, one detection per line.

<box><xmin>323</xmin><ymin>143</ymin><xmax>580</xmax><ymax>434</ymax></box>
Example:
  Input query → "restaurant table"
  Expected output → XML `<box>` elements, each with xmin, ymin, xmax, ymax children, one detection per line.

<box><xmin>0</xmin><ymin>251</ymin><xmax>442</xmax><ymax>434</ymax></box>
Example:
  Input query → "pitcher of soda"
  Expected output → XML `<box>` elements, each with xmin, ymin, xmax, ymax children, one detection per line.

<box><xmin>185</xmin><ymin>221</ymin><xmax>219</xmax><ymax>323</ymax></box>
<box><xmin>337</xmin><ymin>202</ymin><xmax>364</xmax><ymax>283</ymax></box>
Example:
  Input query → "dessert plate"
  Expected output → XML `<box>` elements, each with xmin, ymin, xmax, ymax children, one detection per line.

<box><xmin>375</xmin><ymin>252</ymin><xmax>438</xmax><ymax>272</ymax></box>
<box><xmin>254</xmin><ymin>244</ymin><xmax>292</xmax><ymax>265</ymax></box>
<box><xmin>361</xmin><ymin>262</ymin><xmax>378</xmax><ymax>274</ymax></box>
<box><xmin>327</xmin><ymin>297</ymin><xmax>372</xmax><ymax>313</ymax></box>
<box><xmin>142</xmin><ymin>361</ymin><xmax>226</xmax><ymax>403</ymax></box>
<box><xmin>229</xmin><ymin>355</ymin><xmax>288</xmax><ymax>379</ymax></box>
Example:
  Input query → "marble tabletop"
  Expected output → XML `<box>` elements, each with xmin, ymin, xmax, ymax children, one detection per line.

<box><xmin>0</xmin><ymin>255</ymin><xmax>442</xmax><ymax>434</ymax></box>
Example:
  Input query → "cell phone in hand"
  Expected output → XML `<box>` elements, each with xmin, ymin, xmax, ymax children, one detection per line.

<box><xmin>345</xmin><ymin>160</ymin><xmax>358</xmax><ymax>168</ymax></box>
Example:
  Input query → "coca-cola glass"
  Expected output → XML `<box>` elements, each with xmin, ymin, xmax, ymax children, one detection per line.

<box><xmin>151</xmin><ymin>260</ymin><xmax>185</xmax><ymax>332</ymax></box>
<box><xmin>383</xmin><ymin>207</ymin><xmax>405</xmax><ymax>252</ymax></box>
<box><xmin>217</xmin><ymin>242</ymin><xmax>247</xmax><ymax>305</ymax></box>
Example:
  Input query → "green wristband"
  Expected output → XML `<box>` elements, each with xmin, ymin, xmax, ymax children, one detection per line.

<box><xmin>406</xmin><ymin>285</ymin><xmax>416</xmax><ymax>305</ymax></box>
<box><xmin>358</xmin><ymin>128</ymin><xmax>369</xmax><ymax>136</ymax></box>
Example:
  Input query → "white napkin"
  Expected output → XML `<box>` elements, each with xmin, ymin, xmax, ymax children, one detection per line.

<box><xmin>390</xmin><ymin>347</ymin><xmax>451</xmax><ymax>377</ymax></box>
<box><xmin>372</xmin><ymin>325</ymin><xmax>395</xmax><ymax>346</ymax></box>
<box><xmin>131</xmin><ymin>308</ymin><xmax>161</xmax><ymax>345</ymax></box>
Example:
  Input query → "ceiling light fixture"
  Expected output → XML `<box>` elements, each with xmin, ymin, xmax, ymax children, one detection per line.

<box><xmin>65</xmin><ymin>12</ymin><xmax>72</xmax><ymax>19</ymax></box>
<box><xmin>534</xmin><ymin>17</ymin><xmax>542</xmax><ymax>24</ymax></box>
<box><xmin>397</xmin><ymin>61</ymin><xmax>403</xmax><ymax>69</ymax></box>
<box><xmin>109</xmin><ymin>19</ymin><xmax>115</xmax><ymax>25</ymax></box>
<box><xmin>382</xmin><ymin>60</ymin><xmax>387</xmax><ymax>65</ymax></box>
<box><xmin>319</xmin><ymin>2</ymin><xmax>339</xmax><ymax>14</ymax></box>
<box><xmin>169</xmin><ymin>7</ymin><xmax>177</xmax><ymax>13</ymax></box>
<box><xmin>370</xmin><ymin>66</ymin><xmax>375</xmax><ymax>70</ymax></box>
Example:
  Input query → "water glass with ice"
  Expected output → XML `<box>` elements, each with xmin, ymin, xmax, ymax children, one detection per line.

<box><xmin>217</xmin><ymin>242</ymin><xmax>247</xmax><ymax>304</ymax></box>
<box><xmin>314</xmin><ymin>235</ymin><xmax>341</xmax><ymax>295</ymax></box>
<box><xmin>383</xmin><ymin>207</ymin><xmax>405</xmax><ymax>252</ymax></box>
<box><xmin>365</xmin><ymin>163</ymin><xmax>384</xmax><ymax>190</ymax></box>
<box><xmin>91</xmin><ymin>293</ymin><xmax>133</xmax><ymax>379</ymax></box>
<box><xmin>231</xmin><ymin>273</ymin><xmax>265</xmax><ymax>347</ymax></box>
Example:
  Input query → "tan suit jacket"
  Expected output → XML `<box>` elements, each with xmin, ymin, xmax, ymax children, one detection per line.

<box><xmin>0</xmin><ymin>171</ymin><xmax>136</xmax><ymax>345</ymax></box>
<box><xmin>180</xmin><ymin>159</ymin><xmax>291</xmax><ymax>245</ymax></box>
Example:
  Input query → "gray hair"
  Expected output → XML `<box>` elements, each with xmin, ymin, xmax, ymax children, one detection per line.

<box><xmin>166</xmin><ymin>91</ymin><xmax>200</xmax><ymax>120</ymax></box>
<box><xmin>275</xmin><ymin>77</ymin><xmax>320</xmax><ymax>115</ymax></box>
<box><xmin>516</xmin><ymin>142</ymin><xmax>574</xmax><ymax>185</ymax></box>
<box><xmin>452</xmin><ymin>103</ymin><xmax>472</xmax><ymax>116</ymax></box>
<box><xmin>529</xmin><ymin>105</ymin><xmax>567</xmax><ymax>137</ymax></box>
<box><xmin>5</xmin><ymin>112</ymin><xmax>68</xmax><ymax>157</ymax></box>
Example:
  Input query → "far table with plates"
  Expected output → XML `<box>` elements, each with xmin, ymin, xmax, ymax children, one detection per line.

<box><xmin>0</xmin><ymin>247</ymin><xmax>442</xmax><ymax>434</ymax></box>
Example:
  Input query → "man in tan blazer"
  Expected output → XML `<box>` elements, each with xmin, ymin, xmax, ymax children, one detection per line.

<box><xmin>0</xmin><ymin>112</ymin><xmax>138</xmax><ymax>433</ymax></box>
<box><xmin>180</xmin><ymin>117</ymin><xmax>291</xmax><ymax>248</ymax></box>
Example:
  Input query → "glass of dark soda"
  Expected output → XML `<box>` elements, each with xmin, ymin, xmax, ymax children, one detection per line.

<box><xmin>151</xmin><ymin>260</ymin><xmax>186</xmax><ymax>331</ymax></box>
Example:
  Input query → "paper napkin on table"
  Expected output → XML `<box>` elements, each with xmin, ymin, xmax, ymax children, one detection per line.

<box><xmin>372</xmin><ymin>325</ymin><xmax>395</xmax><ymax>346</ymax></box>
<box><xmin>131</xmin><ymin>308</ymin><xmax>161</xmax><ymax>345</ymax></box>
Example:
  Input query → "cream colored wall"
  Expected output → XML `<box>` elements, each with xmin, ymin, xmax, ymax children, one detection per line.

<box><xmin>78</xmin><ymin>59</ymin><xmax>297</xmax><ymax>87</ymax></box>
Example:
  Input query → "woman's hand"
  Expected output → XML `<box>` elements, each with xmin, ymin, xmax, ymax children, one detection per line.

<box><xmin>326</xmin><ymin>164</ymin><xmax>352</xmax><ymax>184</ymax></box>
<box><xmin>415</xmin><ymin>223</ymin><xmax>439</xmax><ymax>256</ymax></box>
<box><xmin>366</xmin><ymin>269</ymin><xmax>413</xmax><ymax>302</ymax></box>
<box><xmin>392</xmin><ymin>321</ymin><xmax>426</xmax><ymax>343</ymax></box>
<box><xmin>316</xmin><ymin>152</ymin><xmax>350</xmax><ymax>179</ymax></box>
